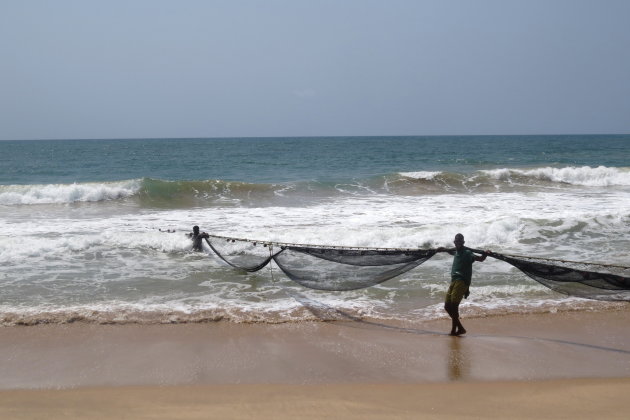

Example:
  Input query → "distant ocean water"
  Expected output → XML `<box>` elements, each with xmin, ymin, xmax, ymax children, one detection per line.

<box><xmin>1</xmin><ymin>135</ymin><xmax>629</xmax><ymax>325</ymax></box>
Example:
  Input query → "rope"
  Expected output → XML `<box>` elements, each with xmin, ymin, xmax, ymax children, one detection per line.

<box><xmin>208</xmin><ymin>233</ymin><xmax>424</xmax><ymax>252</ymax></box>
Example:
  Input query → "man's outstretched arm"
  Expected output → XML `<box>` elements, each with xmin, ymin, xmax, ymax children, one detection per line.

<box><xmin>474</xmin><ymin>250</ymin><xmax>491</xmax><ymax>262</ymax></box>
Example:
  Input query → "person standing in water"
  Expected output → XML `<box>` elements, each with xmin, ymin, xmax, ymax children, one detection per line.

<box><xmin>439</xmin><ymin>233</ymin><xmax>489</xmax><ymax>336</ymax></box>
<box><xmin>188</xmin><ymin>225</ymin><xmax>209</xmax><ymax>251</ymax></box>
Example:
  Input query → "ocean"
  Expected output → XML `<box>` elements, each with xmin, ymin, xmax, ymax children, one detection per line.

<box><xmin>1</xmin><ymin>135</ymin><xmax>629</xmax><ymax>325</ymax></box>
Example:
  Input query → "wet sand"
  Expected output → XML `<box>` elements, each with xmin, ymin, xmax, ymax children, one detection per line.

<box><xmin>0</xmin><ymin>309</ymin><xmax>629</xmax><ymax>418</ymax></box>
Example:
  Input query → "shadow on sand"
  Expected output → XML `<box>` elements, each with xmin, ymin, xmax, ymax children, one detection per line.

<box><xmin>288</xmin><ymin>289</ymin><xmax>630</xmax><ymax>356</ymax></box>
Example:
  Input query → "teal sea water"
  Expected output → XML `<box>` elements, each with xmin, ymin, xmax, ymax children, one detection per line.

<box><xmin>2</xmin><ymin>135</ymin><xmax>629</xmax><ymax>185</ymax></box>
<box><xmin>1</xmin><ymin>135</ymin><xmax>629</xmax><ymax>325</ymax></box>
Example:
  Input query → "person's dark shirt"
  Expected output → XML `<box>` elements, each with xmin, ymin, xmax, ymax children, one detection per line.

<box><xmin>189</xmin><ymin>232</ymin><xmax>209</xmax><ymax>251</ymax></box>
<box><xmin>451</xmin><ymin>247</ymin><xmax>475</xmax><ymax>285</ymax></box>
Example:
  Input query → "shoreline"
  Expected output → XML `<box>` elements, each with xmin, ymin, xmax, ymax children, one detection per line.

<box><xmin>0</xmin><ymin>298</ymin><xmax>625</xmax><ymax>327</ymax></box>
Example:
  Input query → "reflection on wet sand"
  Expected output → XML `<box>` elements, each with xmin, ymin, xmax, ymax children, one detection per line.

<box><xmin>448</xmin><ymin>337</ymin><xmax>468</xmax><ymax>380</ymax></box>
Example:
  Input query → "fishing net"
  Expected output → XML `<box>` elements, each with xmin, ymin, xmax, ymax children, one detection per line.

<box><xmin>481</xmin><ymin>251</ymin><xmax>630</xmax><ymax>302</ymax></box>
<box><xmin>206</xmin><ymin>236</ymin><xmax>280</xmax><ymax>272</ymax></box>
<box><xmin>204</xmin><ymin>235</ymin><xmax>630</xmax><ymax>301</ymax></box>
<box><xmin>205</xmin><ymin>235</ymin><xmax>435</xmax><ymax>291</ymax></box>
<box><xmin>273</xmin><ymin>247</ymin><xmax>435</xmax><ymax>291</ymax></box>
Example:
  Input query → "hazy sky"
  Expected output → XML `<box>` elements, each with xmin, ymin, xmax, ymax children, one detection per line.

<box><xmin>1</xmin><ymin>0</ymin><xmax>629</xmax><ymax>140</ymax></box>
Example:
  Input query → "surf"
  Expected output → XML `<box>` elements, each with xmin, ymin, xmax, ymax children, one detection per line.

<box><xmin>2</xmin><ymin>166</ymin><xmax>629</xmax><ymax>207</ymax></box>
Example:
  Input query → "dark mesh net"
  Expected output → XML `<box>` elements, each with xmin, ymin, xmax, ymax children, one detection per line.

<box><xmin>205</xmin><ymin>235</ymin><xmax>435</xmax><ymax>290</ymax></box>
<box><xmin>274</xmin><ymin>247</ymin><xmax>435</xmax><ymax>291</ymax></box>
<box><xmin>480</xmin><ymin>251</ymin><xmax>630</xmax><ymax>301</ymax></box>
<box><xmin>205</xmin><ymin>236</ymin><xmax>279</xmax><ymax>272</ymax></box>
<box><xmin>204</xmin><ymin>235</ymin><xmax>630</xmax><ymax>301</ymax></box>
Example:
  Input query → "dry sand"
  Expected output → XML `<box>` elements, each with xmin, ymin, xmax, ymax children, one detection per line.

<box><xmin>2</xmin><ymin>379</ymin><xmax>630</xmax><ymax>419</ymax></box>
<box><xmin>0</xmin><ymin>309</ymin><xmax>628</xmax><ymax>418</ymax></box>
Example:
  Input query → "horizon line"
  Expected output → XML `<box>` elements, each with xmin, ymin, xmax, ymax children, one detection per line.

<box><xmin>2</xmin><ymin>133</ymin><xmax>630</xmax><ymax>142</ymax></box>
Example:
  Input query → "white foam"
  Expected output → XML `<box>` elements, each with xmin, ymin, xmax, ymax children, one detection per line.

<box><xmin>0</xmin><ymin>179</ymin><xmax>142</xmax><ymax>205</ymax></box>
<box><xmin>399</xmin><ymin>171</ymin><xmax>442</xmax><ymax>180</ymax></box>
<box><xmin>482</xmin><ymin>166</ymin><xmax>630</xmax><ymax>187</ymax></box>
<box><xmin>1</xmin><ymin>177</ymin><xmax>629</xmax><ymax>323</ymax></box>
<box><xmin>2</xmin><ymin>186</ymin><xmax>628</xmax><ymax>267</ymax></box>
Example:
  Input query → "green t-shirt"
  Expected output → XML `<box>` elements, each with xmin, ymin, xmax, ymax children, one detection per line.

<box><xmin>451</xmin><ymin>248</ymin><xmax>475</xmax><ymax>285</ymax></box>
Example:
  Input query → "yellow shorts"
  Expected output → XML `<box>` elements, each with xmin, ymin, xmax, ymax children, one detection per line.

<box><xmin>445</xmin><ymin>280</ymin><xmax>468</xmax><ymax>304</ymax></box>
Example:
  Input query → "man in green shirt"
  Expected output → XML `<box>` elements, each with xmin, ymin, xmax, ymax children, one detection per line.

<box><xmin>440</xmin><ymin>233</ymin><xmax>489</xmax><ymax>336</ymax></box>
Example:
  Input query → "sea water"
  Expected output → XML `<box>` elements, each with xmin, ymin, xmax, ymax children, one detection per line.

<box><xmin>1</xmin><ymin>135</ymin><xmax>629</xmax><ymax>325</ymax></box>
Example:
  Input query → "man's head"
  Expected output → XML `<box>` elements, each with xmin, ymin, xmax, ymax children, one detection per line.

<box><xmin>453</xmin><ymin>233</ymin><xmax>465</xmax><ymax>250</ymax></box>
<box><xmin>193</xmin><ymin>225</ymin><xmax>200</xmax><ymax>234</ymax></box>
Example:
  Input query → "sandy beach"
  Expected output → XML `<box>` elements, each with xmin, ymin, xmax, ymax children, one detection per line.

<box><xmin>0</xmin><ymin>309</ymin><xmax>629</xmax><ymax>418</ymax></box>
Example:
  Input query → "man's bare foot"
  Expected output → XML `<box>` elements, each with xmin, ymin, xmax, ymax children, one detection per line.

<box><xmin>449</xmin><ymin>330</ymin><xmax>457</xmax><ymax>336</ymax></box>
<box><xmin>455</xmin><ymin>327</ymin><xmax>467</xmax><ymax>336</ymax></box>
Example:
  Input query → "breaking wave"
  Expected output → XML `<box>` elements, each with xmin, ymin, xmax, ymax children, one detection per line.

<box><xmin>480</xmin><ymin>166</ymin><xmax>630</xmax><ymax>187</ymax></box>
<box><xmin>0</xmin><ymin>179</ymin><xmax>142</xmax><ymax>205</ymax></box>
<box><xmin>1</xmin><ymin>166</ymin><xmax>628</xmax><ymax>206</ymax></box>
